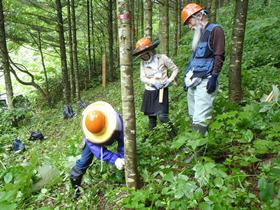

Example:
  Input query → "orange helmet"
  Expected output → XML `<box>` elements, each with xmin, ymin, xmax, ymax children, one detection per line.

<box><xmin>85</xmin><ymin>110</ymin><xmax>106</xmax><ymax>134</ymax></box>
<box><xmin>181</xmin><ymin>3</ymin><xmax>203</xmax><ymax>25</ymax></box>
<box><xmin>133</xmin><ymin>37</ymin><xmax>160</xmax><ymax>57</ymax></box>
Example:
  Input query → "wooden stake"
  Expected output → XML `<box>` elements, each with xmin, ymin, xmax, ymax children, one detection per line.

<box><xmin>159</xmin><ymin>88</ymin><xmax>164</xmax><ymax>103</ymax></box>
<box><xmin>102</xmin><ymin>53</ymin><xmax>106</xmax><ymax>88</ymax></box>
<box><xmin>265</xmin><ymin>91</ymin><xmax>274</xmax><ymax>103</ymax></box>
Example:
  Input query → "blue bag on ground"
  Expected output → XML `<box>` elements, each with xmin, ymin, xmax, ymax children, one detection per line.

<box><xmin>13</xmin><ymin>138</ymin><xmax>25</xmax><ymax>152</ymax></box>
<box><xmin>63</xmin><ymin>105</ymin><xmax>75</xmax><ymax>119</ymax></box>
<box><xmin>29</xmin><ymin>131</ymin><xmax>44</xmax><ymax>141</ymax></box>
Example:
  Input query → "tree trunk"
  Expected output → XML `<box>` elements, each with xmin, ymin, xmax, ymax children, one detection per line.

<box><xmin>117</xmin><ymin>0</ymin><xmax>139</xmax><ymax>189</ymax></box>
<box><xmin>140</xmin><ymin>0</ymin><xmax>144</xmax><ymax>37</ymax></box>
<box><xmin>90</xmin><ymin>0</ymin><xmax>96</xmax><ymax>76</ymax></box>
<box><xmin>67</xmin><ymin>0</ymin><xmax>75</xmax><ymax>101</ymax></box>
<box><xmin>37</xmin><ymin>31</ymin><xmax>52</xmax><ymax>106</ymax></box>
<box><xmin>55</xmin><ymin>0</ymin><xmax>71</xmax><ymax>105</ymax></box>
<box><xmin>159</xmin><ymin>0</ymin><xmax>169</xmax><ymax>55</ymax></box>
<box><xmin>210</xmin><ymin>0</ymin><xmax>217</xmax><ymax>22</ymax></box>
<box><xmin>0</xmin><ymin>0</ymin><xmax>14</xmax><ymax>109</ymax></box>
<box><xmin>144</xmin><ymin>0</ymin><xmax>152</xmax><ymax>39</ymax></box>
<box><xmin>129</xmin><ymin>0</ymin><xmax>135</xmax><ymax>46</ymax></box>
<box><xmin>71</xmin><ymin>0</ymin><xmax>80</xmax><ymax>100</ymax></box>
<box><xmin>173</xmin><ymin>0</ymin><xmax>179</xmax><ymax>56</ymax></box>
<box><xmin>178</xmin><ymin>0</ymin><xmax>182</xmax><ymax>41</ymax></box>
<box><xmin>135</xmin><ymin>0</ymin><xmax>140</xmax><ymax>40</ymax></box>
<box><xmin>87</xmin><ymin>0</ymin><xmax>92</xmax><ymax>84</ymax></box>
<box><xmin>229</xmin><ymin>0</ymin><xmax>249</xmax><ymax>103</ymax></box>
<box><xmin>114</xmin><ymin>0</ymin><xmax>119</xmax><ymax>72</ymax></box>
<box><xmin>108</xmin><ymin>0</ymin><xmax>114</xmax><ymax>81</ymax></box>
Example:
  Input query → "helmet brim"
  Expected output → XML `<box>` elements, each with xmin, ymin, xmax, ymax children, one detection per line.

<box><xmin>132</xmin><ymin>40</ymin><xmax>160</xmax><ymax>57</ymax></box>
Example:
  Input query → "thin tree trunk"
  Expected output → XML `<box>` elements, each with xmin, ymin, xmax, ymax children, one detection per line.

<box><xmin>0</xmin><ymin>0</ymin><xmax>14</xmax><ymax>109</ymax></box>
<box><xmin>37</xmin><ymin>31</ymin><xmax>51</xmax><ymax>105</ymax></box>
<box><xmin>144</xmin><ymin>0</ymin><xmax>152</xmax><ymax>39</ymax></box>
<box><xmin>210</xmin><ymin>0</ymin><xmax>217</xmax><ymax>22</ymax></box>
<box><xmin>135</xmin><ymin>0</ymin><xmax>140</xmax><ymax>40</ymax></box>
<box><xmin>140</xmin><ymin>0</ymin><xmax>144</xmax><ymax>37</ymax></box>
<box><xmin>117</xmin><ymin>0</ymin><xmax>138</xmax><ymax>189</ymax></box>
<box><xmin>159</xmin><ymin>0</ymin><xmax>169</xmax><ymax>55</ymax></box>
<box><xmin>178</xmin><ymin>0</ymin><xmax>182</xmax><ymax>41</ymax></box>
<box><xmin>129</xmin><ymin>0</ymin><xmax>135</xmax><ymax>47</ymax></box>
<box><xmin>87</xmin><ymin>0</ymin><xmax>92</xmax><ymax>84</ymax></box>
<box><xmin>55</xmin><ymin>0</ymin><xmax>71</xmax><ymax>105</ymax></box>
<box><xmin>114</xmin><ymin>0</ymin><xmax>119</xmax><ymax>72</ymax></box>
<box><xmin>108</xmin><ymin>0</ymin><xmax>114</xmax><ymax>81</ymax></box>
<box><xmin>174</xmin><ymin>0</ymin><xmax>179</xmax><ymax>56</ymax></box>
<box><xmin>229</xmin><ymin>0</ymin><xmax>249</xmax><ymax>103</ymax></box>
<box><xmin>67</xmin><ymin>0</ymin><xmax>75</xmax><ymax>101</ymax></box>
<box><xmin>90</xmin><ymin>0</ymin><xmax>96</xmax><ymax>76</ymax></box>
<box><xmin>71</xmin><ymin>0</ymin><xmax>80</xmax><ymax>100</ymax></box>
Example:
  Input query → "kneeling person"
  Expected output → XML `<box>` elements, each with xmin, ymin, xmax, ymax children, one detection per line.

<box><xmin>70</xmin><ymin>101</ymin><xmax>125</xmax><ymax>195</ymax></box>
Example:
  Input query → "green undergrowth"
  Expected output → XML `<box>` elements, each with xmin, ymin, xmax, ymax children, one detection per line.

<box><xmin>1</xmin><ymin>1</ymin><xmax>280</xmax><ymax>209</ymax></box>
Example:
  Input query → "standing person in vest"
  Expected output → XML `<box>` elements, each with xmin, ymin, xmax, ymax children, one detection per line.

<box><xmin>70</xmin><ymin>101</ymin><xmax>125</xmax><ymax>198</ymax></box>
<box><xmin>181</xmin><ymin>3</ymin><xmax>225</xmax><ymax>136</ymax></box>
<box><xmin>133</xmin><ymin>38</ymin><xmax>178</xmax><ymax>137</ymax></box>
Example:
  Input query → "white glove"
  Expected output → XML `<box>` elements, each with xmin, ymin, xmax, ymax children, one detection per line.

<box><xmin>152</xmin><ymin>80</ymin><xmax>163</xmax><ymax>89</ymax></box>
<box><xmin>114</xmin><ymin>158</ymin><xmax>125</xmax><ymax>170</ymax></box>
<box><xmin>163</xmin><ymin>78</ymin><xmax>172</xmax><ymax>88</ymax></box>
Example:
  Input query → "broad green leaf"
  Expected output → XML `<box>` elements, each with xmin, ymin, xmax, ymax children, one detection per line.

<box><xmin>4</xmin><ymin>173</ymin><xmax>13</xmax><ymax>184</ymax></box>
<box><xmin>0</xmin><ymin>203</ymin><xmax>17</xmax><ymax>210</ymax></box>
<box><xmin>240</xmin><ymin>129</ymin><xmax>254</xmax><ymax>143</ymax></box>
<box><xmin>193</xmin><ymin>162</ymin><xmax>216</xmax><ymax>187</ymax></box>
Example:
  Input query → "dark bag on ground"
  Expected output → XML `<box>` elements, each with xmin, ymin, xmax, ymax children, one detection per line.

<box><xmin>13</xmin><ymin>138</ymin><xmax>26</xmax><ymax>152</ymax></box>
<box><xmin>29</xmin><ymin>131</ymin><xmax>44</xmax><ymax>141</ymax></box>
<box><xmin>79</xmin><ymin>99</ymin><xmax>87</xmax><ymax>109</ymax></box>
<box><xmin>63</xmin><ymin>105</ymin><xmax>75</xmax><ymax>119</ymax></box>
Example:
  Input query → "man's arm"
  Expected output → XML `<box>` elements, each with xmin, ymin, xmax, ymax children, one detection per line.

<box><xmin>86</xmin><ymin>140</ymin><xmax>120</xmax><ymax>165</ymax></box>
<box><xmin>211</xmin><ymin>26</ymin><xmax>225</xmax><ymax>75</ymax></box>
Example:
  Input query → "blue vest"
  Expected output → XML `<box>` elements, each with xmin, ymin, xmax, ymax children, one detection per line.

<box><xmin>185</xmin><ymin>24</ymin><xmax>219</xmax><ymax>76</ymax></box>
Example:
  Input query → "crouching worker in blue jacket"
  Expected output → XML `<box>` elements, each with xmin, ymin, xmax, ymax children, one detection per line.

<box><xmin>70</xmin><ymin>101</ymin><xmax>124</xmax><ymax>197</ymax></box>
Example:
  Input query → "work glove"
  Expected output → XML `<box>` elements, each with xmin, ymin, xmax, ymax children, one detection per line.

<box><xmin>115</xmin><ymin>158</ymin><xmax>125</xmax><ymax>170</ymax></box>
<box><xmin>162</xmin><ymin>79</ymin><xmax>172</xmax><ymax>88</ymax></box>
<box><xmin>152</xmin><ymin>80</ymin><xmax>163</xmax><ymax>90</ymax></box>
<box><xmin>206</xmin><ymin>74</ymin><xmax>218</xmax><ymax>94</ymax></box>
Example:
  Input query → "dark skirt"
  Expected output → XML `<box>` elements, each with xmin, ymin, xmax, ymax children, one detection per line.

<box><xmin>141</xmin><ymin>88</ymin><xmax>169</xmax><ymax>115</ymax></box>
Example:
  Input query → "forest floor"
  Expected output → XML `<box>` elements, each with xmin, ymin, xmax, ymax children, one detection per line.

<box><xmin>1</xmin><ymin>1</ymin><xmax>280</xmax><ymax>209</ymax></box>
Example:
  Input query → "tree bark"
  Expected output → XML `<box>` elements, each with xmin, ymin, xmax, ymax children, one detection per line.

<box><xmin>87</xmin><ymin>0</ymin><xmax>92</xmax><ymax>83</ymax></box>
<box><xmin>178</xmin><ymin>0</ymin><xmax>182</xmax><ymax>41</ymax></box>
<box><xmin>210</xmin><ymin>0</ymin><xmax>217</xmax><ymax>22</ymax></box>
<box><xmin>90</xmin><ymin>0</ymin><xmax>96</xmax><ymax>76</ymax></box>
<box><xmin>129</xmin><ymin>0</ymin><xmax>135</xmax><ymax>46</ymax></box>
<box><xmin>108</xmin><ymin>0</ymin><xmax>114</xmax><ymax>81</ymax></box>
<box><xmin>37</xmin><ymin>31</ymin><xmax>52</xmax><ymax>105</ymax></box>
<box><xmin>67</xmin><ymin>0</ymin><xmax>75</xmax><ymax>101</ymax></box>
<box><xmin>174</xmin><ymin>0</ymin><xmax>179</xmax><ymax>56</ymax></box>
<box><xmin>159</xmin><ymin>0</ymin><xmax>169</xmax><ymax>55</ymax></box>
<box><xmin>71</xmin><ymin>0</ymin><xmax>80</xmax><ymax>100</ymax></box>
<box><xmin>55</xmin><ymin>0</ymin><xmax>71</xmax><ymax>105</ymax></box>
<box><xmin>229</xmin><ymin>0</ymin><xmax>249</xmax><ymax>103</ymax></box>
<box><xmin>144</xmin><ymin>0</ymin><xmax>152</xmax><ymax>39</ymax></box>
<box><xmin>114</xmin><ymin>0</ymin><xmax>120</xmax><ymax>71</ymax></box>
<box><xmin>0</xmin><ymin>0</ymin><xmax>14</xmax><ymax>109</ymax></box>
<box><xmin>117</xmin><ymin>0</ymin><xmax>139</xmax><ymax>189</ymax></box>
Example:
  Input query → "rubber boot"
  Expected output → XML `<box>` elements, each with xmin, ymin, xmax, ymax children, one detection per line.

<box><xmin>70</xmin><ymin>167</ymin><xmax>83</xmax><ymax>200</ymax></box>
<box><xmin>192</xmin><ymin>123</ymin><xmax>207</xmax><ymax>136</ymax></box>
